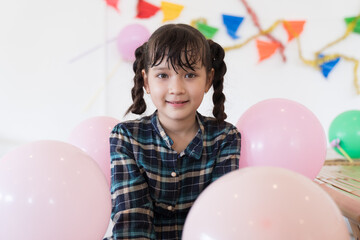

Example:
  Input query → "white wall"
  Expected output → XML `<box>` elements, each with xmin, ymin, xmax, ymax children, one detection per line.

<box><xmin>0</xmin><ymin>0</ymin><xmax>107</xmax><ymax>155</ymax></box>
<box><xmin>1</xmin><ymin>0</ymin><xmax>359</xmax><ymax>158</ymax></box>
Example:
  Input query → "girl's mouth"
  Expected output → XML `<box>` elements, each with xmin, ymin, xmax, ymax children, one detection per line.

<box><xmin>166</xmin><ymin>100</ymin><xmax>189</xmax><ymax>107</ymax></box>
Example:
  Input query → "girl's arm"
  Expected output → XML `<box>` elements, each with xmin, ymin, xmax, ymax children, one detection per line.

<box><xmin>109</xmin><ymin>124</ymin><xmax>156</xmax><ymax>239</ymax></box>
<box><xmin>211</xmin><ymin>126</ymin><xmax>241</xmax><ymax>182</ymax></box>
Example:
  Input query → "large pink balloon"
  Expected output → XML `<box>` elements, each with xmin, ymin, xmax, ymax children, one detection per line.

<box><xmin>0</xmin><ymin>140</ymin><xmax>111</xmax><ymax>240</ymax></box>
<box><xmin>236</xmin><ymin>98</ymin><xmax>326</xmax><ymax>179</ymax></box>
<box><xmin>117</xmin><ymin>23</ymin><xmax>150</xmax><ymax>62</ymax></box>
<box><xmin>182</xmin><ymin>167</ymin><xmax>350</xmax><ymax>240</ymax></box>
<box><xmin>69</xmin><ymin>116</ymin><xmax>119</xmax><ymax>186</ymax></box>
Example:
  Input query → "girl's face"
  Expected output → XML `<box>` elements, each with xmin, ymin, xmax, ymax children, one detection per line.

<box><xmin>143</xmin><ymin>58</ymin><xmax>214</xmax><ymax>126</ymax></box>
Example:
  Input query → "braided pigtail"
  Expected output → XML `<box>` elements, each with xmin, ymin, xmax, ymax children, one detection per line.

<box><xmin>208</xmin><ymin>39</ymin><xmax>227</xmax><ymax>123</ymax></box>
<box><xmin>125</xmin><ymin>43</ymin><xmax>147</xmax><ymax>115</ymax></box>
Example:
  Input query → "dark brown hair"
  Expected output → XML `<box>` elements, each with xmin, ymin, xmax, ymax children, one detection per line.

<box><xmin>126</xmin><ymin>23</ymin><xmax>227</xmax><ymax>122</ymax></box>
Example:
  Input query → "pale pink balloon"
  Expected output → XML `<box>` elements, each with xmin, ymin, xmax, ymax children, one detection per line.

<box><xmin>236</xmin><ymin>98</ymin><xmax>327</xmax><ymax>179</ymax></box>
<box><xmin>69</xmin><ymin>116</ymin><xmax>119</xmax><ymax>186</ymax></box>
<box><xmin>0</xmin><ymin>140</ymin><xmax>111</xmax><ymax>240</ymax></box>
<box><xmin>117</xmin><ymin>23</ymin><xmax>150</xmax><ymax>62</ymax></box>
<box><xmin>182</xmin><ymin>167</ymin><xmax>350</xmax><ymax>240</ymax></box>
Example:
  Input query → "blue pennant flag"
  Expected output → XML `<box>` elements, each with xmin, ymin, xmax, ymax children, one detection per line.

<box><xmin>318</xmin><ymin>54</ymin><xmax>340</xmax><ymax>78</ymax></box>
<box><xmin>222</xmin><ymin>14</ymin><xmax>244</xmax><ymax>39</ymax></box>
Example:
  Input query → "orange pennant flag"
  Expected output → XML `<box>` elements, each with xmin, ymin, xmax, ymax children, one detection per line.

<box><xmin>256</xmin><ymin>39</ymin><xmax>280</xmax><ymax>62</ymax></box>
<box><xmin>136</xmin><ymin>0</ymin><xmax>160</xmax><ymax>19</ymax></box>
<box><xmin>283</xmin><ymin>20</ymin><xmax>306</xmax><ymax>42</ymax></box>
<box><xmin>161</xmin><ymin>1</ymin><xmax>184</xmax><ymax>22</ymax></box>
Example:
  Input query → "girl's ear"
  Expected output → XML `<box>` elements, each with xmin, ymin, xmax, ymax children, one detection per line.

<box><xmin>205</xmin><ymin>68</ymin><xmax>214</xmax><ymax>93</ymax></box>
<box><xmin>142</xmin><ymin>69</ymin><xmax>150</xmax><ymax>94</ymax></box>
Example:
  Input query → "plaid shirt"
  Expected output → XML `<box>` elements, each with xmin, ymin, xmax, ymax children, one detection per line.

<box><xmin>106</xmin><ymin>111</ymin><xmax>241</xmax><ymax>240</ymax></box>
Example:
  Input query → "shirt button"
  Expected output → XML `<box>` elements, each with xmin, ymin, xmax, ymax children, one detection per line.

<box><xmin>167</xmin><ymin>205</ymin><xmax>173</xmax><ymax>211</ymax></box>
<box><xmin>171</xmin><ymin>172</ymin><xmax>177</xmax><ymax>177</ymax></box>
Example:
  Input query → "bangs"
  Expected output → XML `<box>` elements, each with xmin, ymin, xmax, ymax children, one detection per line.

<box><xmin>146</xmin><ymin>25</ymin><xmax>209</xmax><ymax>72</ymax></box>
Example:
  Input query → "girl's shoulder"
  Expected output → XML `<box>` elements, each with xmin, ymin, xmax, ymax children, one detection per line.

<box><xmin>111</xmin><ymin>114</ymin><xmax>154</xmax><ymax>138</ymax></box>
<box><xmin>199</xmin><ymin>113</ymin><xmax>240</xmax><ymax>137</ymax></box>
<box><xmin>198</xmin><ymin>114</ymin><xmax>241</xmax><ymax>149</ymax></box>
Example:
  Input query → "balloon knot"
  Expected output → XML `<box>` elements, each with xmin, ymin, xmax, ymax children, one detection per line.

<box><xmin>330</xmin><ymin>138</ymin><xmax>340</xmax><ymax>148</ymax></box>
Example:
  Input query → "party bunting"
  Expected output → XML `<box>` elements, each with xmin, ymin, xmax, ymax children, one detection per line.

<box><xmin>105</xmin><ymin>0</ymin><xmax>120</xmax><ymax>11</ymax></box>
<box><xmin>283</xmin><ymin>20</ymin><xmax>306</xmax><ymax>42</ymax></box>
<box><xmin>240</xmin><ymin>0</ymin><xmax>286</xmax><ymax>62</ymax></box>
<box><xmin>196</xmin><ymin>22</ymin><xmax>218</xmax><ymax>39</ymax></box>
<box><xmin>160</xmin><ymin>1</ymin><xmax>184</xmax><ymax>22</ymax></box>
<box><xmin>318</xmin><ymin>54</ymin><xmax>341</xmax><ymax>78</ymax></box>
<box><xmin>344</xmin><ymin>16</ymin><xmax>360</xmax><ymax>34</ymax></box>
<box><xmin>136</xmin><ymin>0</ymin><xmax>160</xmax><ymax>19</ymax></box>
<box><xmin>222</xmin><ymin>14</ymin><xmax>244</xmax><ymax>39</ymax></box>
<box><xmin>89</xmin><ymin>4</ymin><xmax>360</xmax><ymax>112</ymax></box>
<box><xmin>256</xmin><ymin>39</ymin><xmax>280</xmax><ymax>62</ymax></box>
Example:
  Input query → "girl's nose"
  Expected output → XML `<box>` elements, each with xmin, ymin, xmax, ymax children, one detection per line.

<box><xmin>169</xmin><ymin>77</ymin><xmax>185</xmax><ymax>94</ymax></box>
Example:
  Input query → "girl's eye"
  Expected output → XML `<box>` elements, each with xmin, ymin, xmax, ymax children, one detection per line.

<box><xmin>185</xmin><ymin>73</ymin><xmax>196</xmax><ymax>78</ymax></box>
<box><xmin>157</xmin><ymin>73</ymin><xmax>168</xmax><ymax>79</ymax></box>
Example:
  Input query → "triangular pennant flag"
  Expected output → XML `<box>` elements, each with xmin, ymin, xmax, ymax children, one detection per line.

<box><xmin>256</xmin><ymin>39</ymin><xmax>280</xmax><ymax>62</ymax></box>
<box><xmin>318</xmin><ymin>54</ymin><xmax>341</xmax><ymax>78</ymax></box>
<box><xmin>283</xmin><ymin>20</ymin><xmax>306</xmax><ymax>42</ymax></box>
<box><xmin>105</xmin><ymin>0</ymin><xmax>119</xmax><ymax>12</ymax></box>
<box><xmin>195</xmin><ymin>22</ymin><xmax>218</xmax><ymax>39</ymax></box>
<box><xmin>222</xmin><ymin>14</ymin><xmax>244</xmax><ymax>39</ymax></box>
<box><xmin>160</xmin><ymin>1</ymin><xmax>184</xmax><ymax>22</ymax></box>
<box><xmin>344</xmin><ymin>16</ymin><xmax>360</xmax><ymax>34</ymax></box>
<box><xmin>136</xmin><ymin>0</ymin><xmax>160</xmax><ymax>19</ymax></box>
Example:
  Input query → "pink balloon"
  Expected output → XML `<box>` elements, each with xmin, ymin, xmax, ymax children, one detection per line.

<box><xmin>236</xmin><ymin>98</ymin><xmax>326</xmax><ymax>179</ymax></box>
<box><xmin>183</xmin><ymin>167</ymin><xmax>350</xmax><ymax>240</ymax></box>
<box><xmin>0</xmin><ymin>140</ymin><xmax>111</xmax><ymax>240</ymax></box>
<box><xmin>69</xmin><ymin>116</ymin><xmax>119</xmax><ymax>186</ymax></box>
<box><xmin>117</xmin><ymin>23</ymin><xmax>150</xmax><ymax>62</ymax></box>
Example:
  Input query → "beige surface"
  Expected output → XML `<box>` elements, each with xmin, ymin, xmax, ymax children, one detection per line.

<box><xmin>316</xmin><ymin>159</ymin><xmax>360</xmax><ymax>239</ymax></box>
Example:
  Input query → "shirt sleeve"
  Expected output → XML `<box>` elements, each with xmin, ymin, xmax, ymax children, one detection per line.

<box><xmin>211</xmin><ymin>125</ymin><xmax>241</xmax><ymax>182</ymax></box>
<box><xmin>109</xmin><ymin>124</ymin><xmax>156</xmax><ymax>240</ymax></box>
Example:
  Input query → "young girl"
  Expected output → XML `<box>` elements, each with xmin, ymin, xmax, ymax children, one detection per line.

<box><xmin>107</xmin><ymin>23</ymin><xmax>241</xmax><ymax>240</ymax></box>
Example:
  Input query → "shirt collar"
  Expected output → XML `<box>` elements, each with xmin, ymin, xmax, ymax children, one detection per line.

<box><xmin>151</xmin><ymin>111</ymin><xmax>204</xmax><ymax>159</ymax></box>
<box><xmin>151</xmin><ymin>111</ymin><xmax>173</xmax><ymax>149</ymax></box>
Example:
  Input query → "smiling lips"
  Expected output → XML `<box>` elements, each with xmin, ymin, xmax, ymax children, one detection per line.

<box><xmin>166</xmin><ymin>100</ymin><xmax>189</xmax><ymax>107</ymax></box>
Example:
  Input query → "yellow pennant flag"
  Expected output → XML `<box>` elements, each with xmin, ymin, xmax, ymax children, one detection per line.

<box><xmin>161</xmin><ymin>1</ymin><xmax>184</xmax><ymax>22</ymax></box>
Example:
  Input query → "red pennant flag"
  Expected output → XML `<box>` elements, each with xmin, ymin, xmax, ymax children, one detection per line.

<box><xmin>283</xmin><ymin>20</ymin><xmax>306</xmax><ymax>42</ymax></box>
<box><xmin>256</xmin><ymin>39</ymin><xmax>280</xmax><ymax>62</ymax></box>
<box><xmin>136</xmin><ymin>0</ymin><xmax>160</xmax><ymax>19</ymax></box>
<box><xmin>105</xmin><ymin>0</ymin><xmax>120</xmax><ymax>11</ymax></box>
